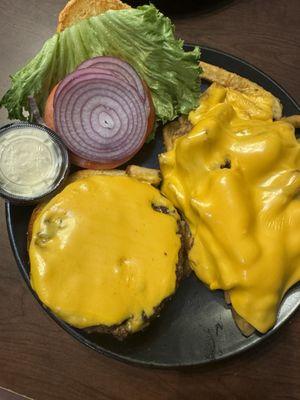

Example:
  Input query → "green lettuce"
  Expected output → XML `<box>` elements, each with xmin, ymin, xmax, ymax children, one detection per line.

<box><xmin>0</xmin><ymin>5</ymin><xmax>201</xmax><ymax>126</ymax></box>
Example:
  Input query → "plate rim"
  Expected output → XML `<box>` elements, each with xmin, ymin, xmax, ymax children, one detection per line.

<box><xmin>5</xmin><ymin>44</ymin><xmax>300</xmax><ymax>369</ymax></box>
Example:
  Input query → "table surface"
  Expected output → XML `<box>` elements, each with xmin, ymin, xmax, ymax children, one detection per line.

<box><xmin>0</xmin><ymin>0</ymin><xmax>299</xmax><ymax>399</ymax></box>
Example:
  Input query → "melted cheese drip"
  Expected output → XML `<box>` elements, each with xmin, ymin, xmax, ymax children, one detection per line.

<box><xmin>160</xmin><ymin>83</ymin><xmax>300</xmax><ymax>333</ymax></box>
<box><xmin>30</xmin><ymin>175</ymin><xmax>181</xmax><ymax>331</ymax></box>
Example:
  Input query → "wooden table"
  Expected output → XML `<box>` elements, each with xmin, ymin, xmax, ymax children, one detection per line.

<box><xmin>0</xmin><ymin>0</ymin><xmax>299</xmax><ymax>399</ymax></box>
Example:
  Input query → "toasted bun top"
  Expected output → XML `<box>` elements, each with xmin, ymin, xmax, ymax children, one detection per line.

<box><xmin>57</xmin><ymin>0</ymin><xmax>130</xmax><ymax>32</ymax></box>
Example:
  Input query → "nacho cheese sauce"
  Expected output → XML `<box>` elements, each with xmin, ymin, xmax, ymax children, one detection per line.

<box><xmin>160</xmin><ymin>83</ymin><xmax>300</xmax><ymax>333</ymax></box>
<box><xmin>29</xmin><ymin>175</ymin><xmax>181</xmax><ymax>331</ymax></box>
<box><xmin>0</xmin><ymin>127</ymin><xmax>62</xmax><ymax>198</ymax></box>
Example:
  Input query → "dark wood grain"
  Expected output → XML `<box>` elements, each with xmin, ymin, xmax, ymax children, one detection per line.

<box><xmin>0</xmin><ymin>0</ymin><xmax>299</xmax><ymax>399</ymax></box>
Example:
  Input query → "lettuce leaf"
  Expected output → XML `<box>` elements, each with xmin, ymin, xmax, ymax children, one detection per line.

<box><xmin>0</xmin><ymin>5</ymin><xmax>201</xmax><ymax>126</ymax></box>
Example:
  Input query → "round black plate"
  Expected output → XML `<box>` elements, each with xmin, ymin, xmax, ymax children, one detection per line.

<box><xmin>5</xmin><ymin>45</ymin><xmax>300</xmax><ymax>368</ymax></box>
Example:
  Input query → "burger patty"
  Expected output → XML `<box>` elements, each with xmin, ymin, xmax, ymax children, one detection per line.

<box><xmin>28</xmin><ymin>171</ymin><xmax>191</xmax><ymax>340</ymax></box>
<box><xmin>85</xmin><ymin>207</ymin><xmax>191</xmax><ymax>339</ymax></box>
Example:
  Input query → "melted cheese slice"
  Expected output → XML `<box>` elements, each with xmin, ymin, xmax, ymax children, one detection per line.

<box><xmin>30</xmin><ymin>175</ymin><xmax>181</xmax><ymax>331</ymax></box>
<box><xmin>160</xmin><ymin>83</ymin><xmax>300</xmax><ymax>333</ymax></box>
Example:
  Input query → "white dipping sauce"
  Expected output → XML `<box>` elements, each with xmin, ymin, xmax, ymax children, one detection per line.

<box><xmin>0</xmin><ymin>127</ymin><xmax>63</xmax><ymax>198</ymax></box>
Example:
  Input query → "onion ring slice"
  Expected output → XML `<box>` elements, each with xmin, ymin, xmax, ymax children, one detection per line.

<box><xmin>53</xmin><ymin>65</ymin><xmax>155</xmax><ymax>169</ymax></box>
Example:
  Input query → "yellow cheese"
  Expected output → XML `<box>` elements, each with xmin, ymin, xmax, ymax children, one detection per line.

<box><xmin>30</xmin><ymin>175</ymin><xmax>181</xmax><ymax>331</ymax></box>
<box><xmin>160</xmin><ymin>83</ymin><xmax>300</xmax><ymax>333</ymax></box>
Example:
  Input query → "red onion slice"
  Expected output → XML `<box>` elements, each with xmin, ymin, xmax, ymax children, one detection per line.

<box><xmin>53</xmin><ymin>67</ymin><xmax>154</xmax><ymax>169</ymax></box>
<box><xmin>78</xmin><ymin>56</ymin><xmax>146</xmax><ymax>102</ymax></box>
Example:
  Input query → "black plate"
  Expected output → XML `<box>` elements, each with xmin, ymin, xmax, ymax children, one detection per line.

<box><xmin>5</xmin><ymin>45</ymin><xmax>300</xmax><ymax>368</ymax></box>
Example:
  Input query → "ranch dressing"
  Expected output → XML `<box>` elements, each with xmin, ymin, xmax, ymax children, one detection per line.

<box><xmin>0</xmin><ymin>126</ymin><xmax>63</xmax><ymax>198</ymax></box>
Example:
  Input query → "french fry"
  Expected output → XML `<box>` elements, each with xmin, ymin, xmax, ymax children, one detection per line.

<box><xmin>126</xmin><ymin>165</ymin><xmax>161</xmax><ymax>186</ymax></box>
<box><xmin>67</xmin><ymin>169</ymin><xmax>126</xmax><ymax>184</ymax></box>
<box><xmin>224</xmin><ymin>291</ymin><xmax>231</xmax><ymax>305</ymax></box>
<box><xmin>281</xmin><ymin>115</ymin><xmax>300</xmax><ymax>128</ymax></box>
<box><xmin>231</xmin><ymin>309</ymin><xmax>255</xmax><ymax>337</ymax></box>
<box><xmin>163</xmin><ymin>116</ymin><xmax>192</xmax><ymax>151</ymax></box>
<box><xmin>225</xmin><ymin>292</ymin><xmax>255</xmax><ymax>336</ymax></box>
<box><xmin>200</xmin><ymin>61</ymin><xmax>283</xmax><ymax>120</ymax></box>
